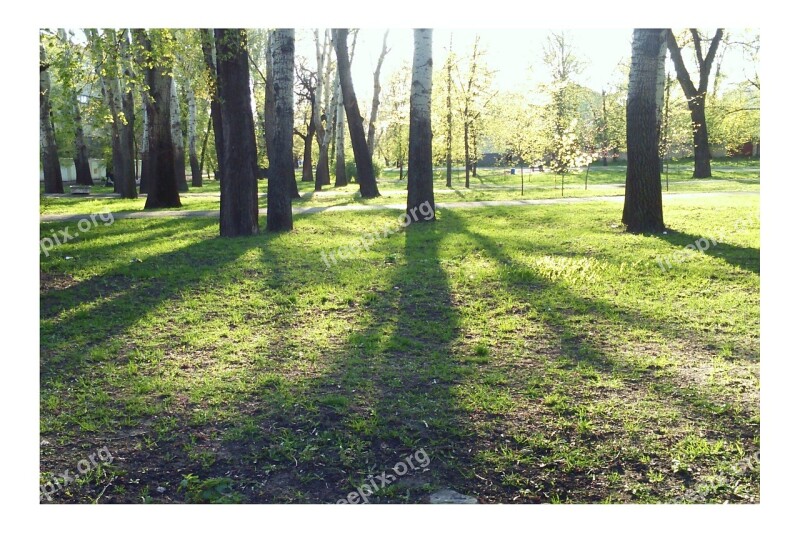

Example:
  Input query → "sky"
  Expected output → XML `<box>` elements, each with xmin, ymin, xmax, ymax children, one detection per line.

<box><xmin>294</xmin><ymin>28</ymin><xmax>757</xmax><ymax>103</ymax></box>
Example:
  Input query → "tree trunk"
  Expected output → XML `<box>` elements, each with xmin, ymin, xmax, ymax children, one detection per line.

<box><xmin>464</xmin><ymin>120</ymin><xmax>470</xmax><ymax>188</ymax></box>
<box><xmin>40</xmin><ymin>44</ymin><xmax>63</xmax><ymax>193</ymax></box>
<box><xmin>133</xmin><ymin>29</ymin><xmax>181</xmax><ymax>209</ymax></box>
<box><xmin>186</xmin><ymin>81</ymin><xmax>201</xmax><ymax>187</ymax></box>
<box><xmin>266</xmin><ymin>28</ymin><xmax>295</xmax><ymax>231</ymax></box>
<box><xmin>200</xmin><ymin>29</ymin><xmax>225</xmax><ymax>183</ymax></box>
<box><xmin>264</xmin><ymin>31</ymin><xmax>276</xmax><ymax>169</ymax></box>
<box><xmin>622</xmin><ymin>29</ymin><xmax>667</xmax><ymax>233</ymax></box>
<box><xmin>367</xmin><ymin>30</ymin><xmax>389</xmax><ymax>157</ymax></box>
<box><xmin>118</xmin><ymin>29</ymin><xmax>137</xmax><ymax>199</ymax></box>
<box><xmin>407</xmin><ymin>29</ymin><xmax>435</xmax><ymax>222</ymax></box>
<box><xmin>313</xmin><ymin>29</ymin><xmax>334</xmax><ymax>190</ymax></box>
<box><xmin>199</xmin><ymin>112</ymin><xmax>211</xmax><ymax>179</ymax></box>
<box><xmin>333</xmin><ymin>29</ymin><xmax>380</xmax><ymax>198</ymax></box>
<box><xmin>139</xmin><ymin>90</ymin><xmax>151</xmax><ymax>193</ymax></box>
<box><xmin>55</xmin><ymin>29</ymin><xmax>92</xmax><ymax>187</ymax></box>
<box><xmin>445</xmin><ymin>37</ymin><xmax>453</xmax><ymax>188</ymax></box>
<box><xmin>302</xmin><ymin>121</ymin><xmax>314</xmax><ymax>182</ymax></box>
<box><xmin>666</xmin><ymin>29</ymin><xmax>723</xmax><ymax>179</ymax></box>
<box><xmin>215</xmin><ymin>29</ymin><xmax>258</xmax><ymax>236</ymax></box>
<box><xmin>170</xmin><ymin>78</ymin><xmax>188</xmax><ymax>192</ymax></box>
<box><xmin>334</xmin><ymin>85</ymin><xmax>347</xmax><ymax>186</ymax></box>
<box><xmin>72</xmin><ymin>100</ymin><xmax>93</xmax><ymax>186</ymax></box>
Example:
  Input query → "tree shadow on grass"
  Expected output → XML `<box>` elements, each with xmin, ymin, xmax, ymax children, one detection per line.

<box><xmin>655</xmin><ymin>229</ymin><xmax>760</xmax><ymax>274</ymax></box>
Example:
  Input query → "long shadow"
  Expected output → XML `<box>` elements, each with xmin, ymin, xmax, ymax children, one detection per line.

<box><xmin>222</xmin><ymin>212</ymin><xmax>475</xmax><ymax>503</ymax></box>
<box><xmin>444</xmin><ymin>208</ymin><xmax>759</xmax><ymax>442</ymax></box>
<box><xmin>656</xmin><ymin>229</ymin><xmax>760</xmax><ymax>274</ymax></box>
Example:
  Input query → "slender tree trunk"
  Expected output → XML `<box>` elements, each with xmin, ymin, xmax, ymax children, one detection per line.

<box><xmin>689</xmin><ymin>101</ymin><xmax>712</xmax><ymax>178</ymax></box>
<box><xmin>186</xmin><ymin>81</ymin><xmax>201</xmax><ymax>187</ymax></box>
<box><xmin>215</xmin><ymin>28</ymin><xmax>258</xmax><ymax>236</ymax></box>
<box><xmin>264</xmin><ymin>31</ymin><xmax>276</xmax><ymax>170</ymax></box>
<box><xmin>139</xmin><ymin>91</ymin><xmax>151</xmax><ymax>193</ymax></box>
<box><xmin>367</xmin><ymin>30</ymin><xmax>390</xmax><ymax>157</ymax></box>
<box><xmin>72</xmin><ymin>100</ymin><xmax>92</xmax><ymax>186</ymax></box>
<box><xmin>666</xmin><ymin>29</ymin><xmax>723</xmax><ymax>179</ymax></box>
<box><xmin>334</xmin><ymin>84</ymin><xmax>347</xmax><ymax>186</ymax></box>
<box><xmin>133</xmin><ymin>29</ymin><xmax>181</xmax><ymax>209</ymax></box>
<box><xmin>266</xmin><ymin>28</ymin><xmax>295</xmax><ymax>231</ymax></box>
<box><xmin>407</xmin><ymin>29</ymin><xmax>435</xmax><ymax>222</ymax></box>
<box><xmin>313</xmin><ymin>29</ymin><xmax>333</xmax><ymax>190</ymax></box>
<box><xmin>445</xmin><ymin>36</ymin><xmax>453</xmax><ymax>188</ymax></box>
<box><xmin>301</xmin><ymin>119</ymin><xmax>314</xmax><ymax>182</ymax></box>
<box><xmin>118</xmin><ymin>29</ymin><xmax>137</xmax><ymax>199</ymax></box>
<box><xmin>40</xmin><ymin>44</ymin><xmax>63</xmax><ymax>193</ymax></box>
<box><xmin>622</xmin><ymin>29</ymin><xmax>667</xmax><ymax>233</ymax></box>
<box><xmin>199</xmin><ymin>112</ymin><xmax>211</xmax><ymax>180</ymax></box>
<box><xmin>170</xmin><ymin>78</ymin><xmax>188</xmax><ymax>191</ymax></box>
<box><xmin>200</xmin><ymin>29</ymin><xmax>225</xmax><ymax>183</ymax></box>
<box><xmin>464</xmin><ymin>120</ymin><xmax>470</xmax><ymax>188</ymax></box>
<box><xmin>333</xmin><ymin>28</ymin><xmax>380</xmax><ymax>197</ymax></box>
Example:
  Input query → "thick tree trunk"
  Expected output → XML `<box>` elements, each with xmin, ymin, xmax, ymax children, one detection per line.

<box><xmin>200</xmin><ymin>29</ymin><xmax>225</xmax><ymax>183</ymax></box>
<box><xmin>407</xmin><ymin>29</ymin><xmax>435</xmax><ymax>222</ymax></box>
<box><xmin>170</xmin><ymin>78</ymin><xmax>188</xmax><ymax>192</ymax></box>
<box><xmin>133</xmin><ymin>29</ymin><xmax>181</xmax><ymax>209</ymax></box>
<box><xmin>334</xmin><ymin>85</ymin><xmax>347</xmax><ymax>186</ymax></box>
<box><xmin>215</xmin><ymin>29</ymin><xmax>258</xmax><ymax>236</ymax></box>
<box><xmin>186</xmin><ymin>81</ymin><xmax>201</xmax><ymax>187</ymax></box>
<box><xmin>367</xmin><ymin>30</ymin><xmax>389</xmax><ymax>157</ymax></box>
<box><xmin>333</xmin><ymin>29</ymin><xmax>380</xmax><ymax>197</ymax></box>
<box><xmin>40</xmin><ymin>44</ymin><xmax>63</xmax><ymax>193</ymax></box>
<box><xmin>622</xmin><ymin>29</ymin><xmax>667</xmax><ymax>233</ymax></box>
<box><xmin>266</xmin><ymin>28</ymin><xmax>295</xmax><ymax>231</ymax></box>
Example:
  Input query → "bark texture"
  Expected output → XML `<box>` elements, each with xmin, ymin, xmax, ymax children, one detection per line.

<box><xmin>332</xmin><ymin>29</ymin><xmax>380</xmax><ymax>197</ymax></box>
<box><xmin>622</xmin><ymin>29</ymin><xmax>667</xmax><ymax>233</ymax></box>
<box><xmin>266</xmin><ymin>28</ymin><xmax>295</xmax><ymax>231</ymax></box>
<box><xmin>215</xmin><ymin>29</ymin><xmax>258</xmax><ymax>236</ymax></box>
<box><xmin>406</xmin><ymin>29</ymin><xmax>435</xmax><ymax>222</ymax></box>
<box><xmin>40</xmin><ymin>43</ymin><xmax>63</xmax><ymax>193</ymax></box>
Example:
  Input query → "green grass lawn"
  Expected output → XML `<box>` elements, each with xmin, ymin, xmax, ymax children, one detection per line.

<box><xmin>40</xmin><ymin>193</ymin><xmax>759</xmax><ymax>503</ymax></box>
<box><xmin>40</xmin><ymin>159</ymin><xmax>760</xmax><ymax>216</ymax></box>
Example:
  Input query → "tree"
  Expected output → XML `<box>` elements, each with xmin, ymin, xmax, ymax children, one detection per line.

<box><xmin>457</xmin><ymin>36</ymin><xmax>494</xmax><ymax>187</ymax></box>
<box><xmin>85</xmin><ymin>29</ymin><xmax>137</xmax><ymax>198</ymax></box>
<box><xmin>170</xmin><ymin>78</ymin><xmax>188</xmax><ymax>191</ymax></box>
<box><xmin>133</xmin><ymin>29</ymin><xmax>181</xmax><ymax>209</ymax></box>
<box><xmin>378</xmin><ymin>65</ymin><xmax>410</xmax><ymax>179</ymax></box>
<box><xmin>666</xmin><ymin>29</ymin><xmax>724</xmax><ymax>178</ymax></box>
<box><xmin>185</xmin><ymin>79</ymin><xmax>202</xmax><ymax>186</ymax></box>
<box><xmin>407</xmin><ymin>29</ymin><xmax>435</xmax><ymax>222</ymax></box>
<box><xmin>53</xmin><ymin>29</ymin><xmax>93</xmax><ymax>186</ymax></box>
<box><xmin>622</xmin><ymin>29</ymin><xmax>668</xmax><ymax>234</ymax></box>
<box><xmin>266</xmin><ymin>28</ymin><xmax>295</xmax><ymax>232</ymax></box>
<box><xmin>200</xmin><ymin>29</ymin><xmax>225</xmax><ymax>182</ymax></box>
<box><xmin>214</xmin><ymin>29</ymin><xmax>258</xmax><ymax>236</ymax></box>
<box><xmin>312</xmin><ymin>29</ymin><xmax>335</xmax><ymax>190</ymax></box>
<box><xmin>40</xmin><ymin>41</ymin><xmax>64</xmax><ymax>193</ymax></box>
<box><xmin>367</xmin><ymin>30</ymin><xmax>390</xmax><ymax>157</ymax></box>
<box><xmin>444</xmin><ymin>34</ymin><xmax>454</xmax><ymax>187</ymax></box>
<box><xmin>295</xmin><ymin>63</ymin><xmax>317</xmax><ymax>183</ymax></box>
<box><xmin>332</xmin><ymin>28</ymin><xmax>380</xmax><ymax>198</ymax></box>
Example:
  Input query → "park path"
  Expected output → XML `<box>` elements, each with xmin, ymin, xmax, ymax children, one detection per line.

<box><xmin>39</xmin><ymin>191</ymin><xmax>759</xmax><ymax>224</ymax></box>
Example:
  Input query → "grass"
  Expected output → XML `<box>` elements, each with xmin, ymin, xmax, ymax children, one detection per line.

<box><xmin>40</xmin><ymin>190</ymin><xmax>759</xmax><ymax>504</ymax></box>
<box><xmin>40</xmin><ymin>158</ymin><xmax>760</xmax><ymax>216</ymax></box>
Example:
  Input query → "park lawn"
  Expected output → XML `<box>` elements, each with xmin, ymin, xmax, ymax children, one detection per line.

<box><xmin>40</xmin><ymin>194</ymin><xmax>759</xmax><ymax>503</ymax></box>
<box><xmin>40</xmin><ymin>161</ymin><xmax>760</xmax><ymax>216</ymax></box>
